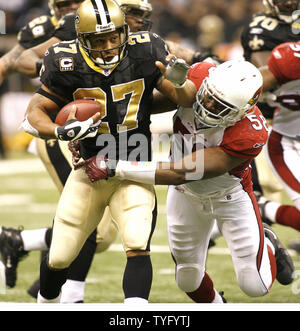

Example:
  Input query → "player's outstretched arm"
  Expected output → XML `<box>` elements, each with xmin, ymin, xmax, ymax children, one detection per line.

<box><xmin>259</xmin><ymin>65</ymin><xmax>277</xmax><ymax>91</ymax></box>
<box><xmin>0</xmin><ymin>44</ymin><xmax>25</xmax><ymax>85</ymax></box>
<box><xmin>15</xmin><ymin>37</ymin><xmax>60</xmax><ymax>77</ymax></box>
<box><xmin>80</xmin><ymin>146</ymin><xmax>245</xmax><ymax>185</ymax></box>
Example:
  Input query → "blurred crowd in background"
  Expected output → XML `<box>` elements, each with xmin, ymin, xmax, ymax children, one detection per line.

<box><xmin>0</xmin><ymin>0</ymin><xmax>265</xmax><ymax>157</ymax></box>
<box><xmin>1</xmin><ymin>0</ymin><xmax>265</xmax><ymax>49</ymax></box>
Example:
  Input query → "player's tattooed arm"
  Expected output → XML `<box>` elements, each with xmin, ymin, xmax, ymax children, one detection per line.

<box><xmin>156</xmin><ymin>58</ymin><xmax>196</xmax><ymax>107</ymax></box>
<box><xmin>15</xmin><ymin>37</ymin><xmax>60</xmax><ymax>77</ymax></box>
<box><xmin>23</xmin><ymin>87</ymin><xmax>62</xmax><ymax>139</ymax></box>
<box><xmin>0</xmin><ymin>44</ymin><xmax>25</xmax><ymax>85</ymax></box>
<box><xmin>165</xmin><ymin>40</ymin><xmax>195</xmax><ymax>65</ymax></box>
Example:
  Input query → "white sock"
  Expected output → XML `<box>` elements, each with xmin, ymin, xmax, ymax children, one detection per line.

<box><xmin>21</xmin><ymin>228</ymin><xmax>48</xmax><ymax>251</ymax></box>
<box><xmin>37</xmin><ymin>291</ymin><xmax>61</xmax><ymax>303</ymax></box>
<box><xmin>124</xmin><ymin>297</ymin><xmax>148</xmax><ymax>304</ymax></box>
<box><xmin>212</xmin><ymin>289</ymin><xmax>225</xmax><ymax>303</ymax></box>
<box><xmin>61</xmin><ymin>280</ymin><xmax>85</xmax><ymax>303</ymax></box>
<box><xmin>264</xmin><ymin>201</ymin><xmax>280</xmax><ymax>223</ymax></box>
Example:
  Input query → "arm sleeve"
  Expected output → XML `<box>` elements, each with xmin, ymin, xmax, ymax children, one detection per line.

<box><xmin>221</xmin><ymin>139</ymin><xmax>263</xmax><ymax>159</ymax></box>
<box><xmin>40</xmin><ymin>46</ymin><xmax>74</xmax><ymax>99</ymax></box>
<box><xmin>220</xmin><ymin>110</ymin><xmax>268</xmax><ymax>159</ymax></box>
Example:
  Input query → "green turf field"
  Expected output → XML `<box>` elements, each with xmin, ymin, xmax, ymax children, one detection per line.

<box><xmin>0</xmin><ymin>152</ymin><xmax>300</xmax><ymax>305</ymax></box>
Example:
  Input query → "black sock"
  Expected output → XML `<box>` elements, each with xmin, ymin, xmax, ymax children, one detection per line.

<box><xmin>123</xmin><ymin>255</ymin><xmax>152</xmax><ymax>300</ymax></box>
<box><xmin>40</xmin><ymin>256</ymin><xmax>69</xmax><ymax>299</ymax></box>
<box><xmin>67</xmin><ymin>230</ymin><xmax>97</xmax><ymax>281</ymax></box>
<box><xmin>45</xmin><ymin>228</ymin><xmax>52</xmax><ymax>248</ymax></box>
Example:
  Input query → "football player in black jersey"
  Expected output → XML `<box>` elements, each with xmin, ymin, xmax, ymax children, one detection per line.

<box><xmin>0</xmin><ymin>1</ymin><xmax>97</xmax><ymax>302</ymax></box>
<box><xmin>22</xmin><ymin>0</ymin><xmax>180</xmax><ymax>304</ymax></box>
<box><xmin>241</xmin><ymin>0</ymin><xmax>300</xmax><ymax>118</ymax></box>
<box><xmin>241</xmin><ymin>0</ymin><xmax>300</xmax><ymax>251</ymax></box>
<box><xmin>0</xmin><ymin>0</ymin><xmax>83</xmax><ymax>84</ymax></box>
<box><xmin>242</xmin><ymin>0</ymin><xmax>300</xmax><ymax>66</ymax></box>
<box><xmin>0</xmin><ymin>0</ymin><xmax>161</xmax><ymax>303</ymax></box>
<box><xmin>1</xmin><ymin>0</ymin><xmax>171</xmax><ymax>304</ymax></box>
<box><xmin>15</xmin><ymin>0</ymin><xmax>220</xmax><ymax>78</ymax></box>
<box><xmin>1</xmin><ymin>0</ymin><xmax>213</xmax><ymax>302</ymax></box>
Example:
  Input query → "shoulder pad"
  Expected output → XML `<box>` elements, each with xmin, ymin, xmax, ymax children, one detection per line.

<box><xmin>127</xmin><ymin>31</ymin><xmax>168</xmax><ymax>62</ymax></box>
<box><xmin>18</xmin><ymin>15</ymin><xmax>55</xmax><ymax>49</ymax></box>
<box><xmin>268</xmin><ymin>42</ymin><xmax>300</xmax><ymax>84</ymax></box>
<box><xmin>54</xmin><ymin>13</ymin><xmax>77</xmax><ymax>41</ymax></box>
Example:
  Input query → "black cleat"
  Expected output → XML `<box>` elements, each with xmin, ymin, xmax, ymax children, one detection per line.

<box><xmin>0</xmin><ymin>226</ymin><xmax>28</xmax><ymax>288</ymax></box>
<box><xmin>263</xmin><ymin>223</ymin><xmax>295</xmax><ymax>285</ymax></box>
<box><xmin>288</xmin><ymin>238</ymin><xmax>300</xmax><ymax>254</ymax></box>
<box><xmin>254</xmin><ymin>191</ymin><xmax>273</xmax><ymax>226</ymax></box>
<box><xmin>219</xmin><ymin>291</ymin><xmax>227</xmax><ymax>303</ymax></box>
<box><xmin>208</xmin><ymin>239</ymin><xmax>216</xmax><ymax>249</ymax></box>
<box><xmin>27</xmin><ymin>278</ymin><xmax>40</xmax><ymax>299</ymax></box>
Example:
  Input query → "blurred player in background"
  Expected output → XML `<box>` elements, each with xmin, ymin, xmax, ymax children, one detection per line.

<box><xmin>0</xmin><ymin>0</ymin><xmax>83</xmax><ymax>85</ymax></box>
<box><xmin>77</xmin><ymin>56</ymin><xmax>295</xmax><ymax>302</ymax></box>
<box><xmin>241</xmin><ymin>0</ymin><xmax>300</xmax><ymax>251</ymax></box>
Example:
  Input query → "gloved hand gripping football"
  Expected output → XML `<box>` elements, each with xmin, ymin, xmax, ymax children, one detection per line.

<box><xmin>55</xmin><ymin>117</ymin><xmax>101</xmax><ymax>141</ymax></box>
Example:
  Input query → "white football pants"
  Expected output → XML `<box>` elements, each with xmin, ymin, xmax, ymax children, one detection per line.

<box><xmin>167</xmin><ymin>185</ymin><xmax>274</xmax><ymax>297</ymax></box>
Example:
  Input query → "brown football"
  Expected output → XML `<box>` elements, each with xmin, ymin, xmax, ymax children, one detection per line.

<box><xmin>55</xmin><ymin>99</ymin><xmax>102</xmax><ymax>126</ymax></box>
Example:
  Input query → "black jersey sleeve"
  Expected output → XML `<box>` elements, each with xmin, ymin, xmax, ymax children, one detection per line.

<box><xmin>53</xmin><ymin>13</ymin><xmax>77</xmax><ymax>41</ymax></box>
<box><xmin>40</xmin><ymin>42</ymin><xmax>77</xmax><ymax>100</ymax></box>
<box><xmin>18</xmin><ymin>15</ymin><xmax>56</xmax><ymax>49</ymax></box>
<box><xmin>150</xmin><ymin>32</ymin><xmax>169</xmax><ymax>64</ymax></box>
<box><xmin>151</xmin><ymin>33</ymin><xmax>169</xmax><ymax>86</ymax></box>
<box><xmin>127</xmin><ymin>32</ymin><xmax>168</xmax><ymax>87</ymax></box>
<box><xmin>144</xmin><ymin>32</ymin><xmax>168</xmax><ymax>84</ymax></box>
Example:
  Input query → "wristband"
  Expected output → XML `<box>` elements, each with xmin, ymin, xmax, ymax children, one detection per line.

<box><xmin>21</xmin><ymin>116</ymin><xmax>40</xmax><ymax>138</ymax></box>
<box><xmin>174</xmin><ymin>80</ymin><xmax>187</xmax><ymax>89</ymax></box>
<box><xmin>115</xmin><ymin>160</ymin><xmax>157</xmax><ymax>185</ymax></box>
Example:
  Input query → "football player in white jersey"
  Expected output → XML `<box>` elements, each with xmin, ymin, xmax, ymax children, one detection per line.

<box><xmin>81</xmin><ymin>57</ymin><xmax>295</xmax><ymax>302</ymax></box>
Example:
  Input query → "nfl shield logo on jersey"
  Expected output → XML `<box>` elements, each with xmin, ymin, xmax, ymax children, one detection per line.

<box><xmin>103</xmin><ymin>69</ymin><xmax>111</xmax><ymax>76</ymax></box>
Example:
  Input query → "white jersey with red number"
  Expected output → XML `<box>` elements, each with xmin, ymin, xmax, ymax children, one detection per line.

<box><xmin>171</xmin><ymin>62</ymin><xmax>269</xmax><ymax>196</ymax></box>
<box><xmin>267</xmin><ymin>42</ymin><xmax>300</xmax><ymax>139</ymax></box>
